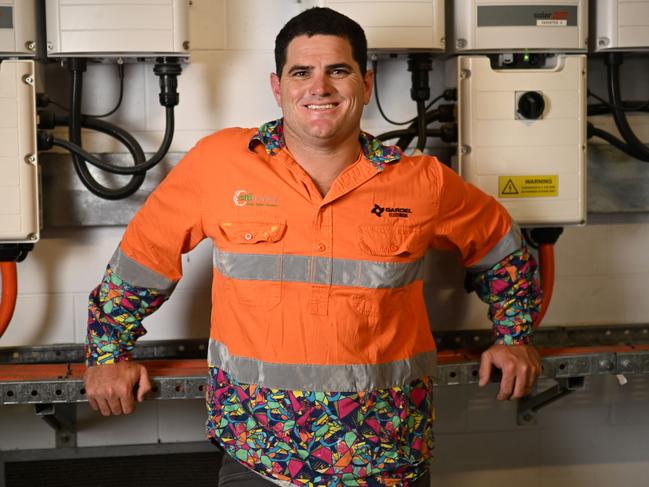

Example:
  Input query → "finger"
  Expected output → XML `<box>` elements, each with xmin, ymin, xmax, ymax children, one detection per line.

<box><xmin>120</xmin><ymin>394</ymin><xmax>136</xmax><ymax>415</ymax></box>
<box><xmin>137</xmin><ymin>367</ymin><xmax>152</xmax><ymax>402</ymax></box>
<box><xmin>87</xmin><ymin>397</ymin><xmax>100</xmax><ymax>412</ymax></box>
<box><xmin>107</xmin><ymin>396</ymin><xmax>123</xmax><ymax>415</ymax></box>
<box><xmin>478</xmin><ymin>352</ymin><xmax>493</xmax><ymax>387</ymax></box>
<box><xmin>96</xmin><ymin>398</ymin><xmax>113</xmax><ymax>417</ymax></box>
<box><xmin>497</xmin><ymin>366</ymin><xmax>515</xmax><ymax>400</ymax></box>
<box><xmin>512</xmin><ymin>365</ymin><xmax>530</xmax><ymax>399</ymax></box>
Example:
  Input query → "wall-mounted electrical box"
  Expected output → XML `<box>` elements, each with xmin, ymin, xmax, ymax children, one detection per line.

<box><xmin>319</xmin><ymin>0</ymin><xmax>445</xmax><ymax>51</ymax></box>
<box><xmin>450</xmin><ymin>0</ymin><xmax>587</xmax><ymax>53</ymax></box>
<box><xmin>0</xmin><ymin>0</ymin><xmax>37</xmax><ymax>57</ymax></box>
<box><xmin>0</xmin><ymin>60</ymin><xmax>39</xmax><ymax>243</ymax></box>
<box><xmin>592</xmin><ymin>0</ymin><xmax>649</xmax><ymax>52</ymax></box>
<box><xmin>45</xmin><ymin>0</ymin><xmax>189</xmax><ymax>58</ymax></box>
<box><xmin>457</xmin><ymin>54</ymin><xmax>586</xmax><ymax>226</ymax></box>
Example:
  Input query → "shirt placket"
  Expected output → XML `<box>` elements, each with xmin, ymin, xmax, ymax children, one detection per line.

<box><xmin>309</xmin><ymin>204</ymin><xmax>333</xmax><ymax>316</ymax></box>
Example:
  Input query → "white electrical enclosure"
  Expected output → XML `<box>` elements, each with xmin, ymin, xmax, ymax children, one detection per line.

<box><xmin>0</xmin><ymin>60</ymin><xmax>39</xmax><ymax>243</ymax></box>
<box><xmin>450</xmin><ymin>0</ymin><xmax>587</xmax><ymax>52</ymax></box>
<box><xmin>0</xmin><ymin>0</ymin><xmax>37</xmax><ymax>57</ymax></box>
<box><xmin>592</xmin><ymin>0</ymin><xmax>649</xmax><ymax>51</ymax></box>
<box><xmin>45</xmin><ymin>0</ymin><xmax>189</xmax><ymax>57</ymax></box>
<box><xmin>319</xmin><ymin>0</ymin><xmax>445</xmax><ymax>51</ymax></box>
<box><xmin>457</xmin><ymin>55</ymin><xmax>586</xmax><ymax>226</ymax></box>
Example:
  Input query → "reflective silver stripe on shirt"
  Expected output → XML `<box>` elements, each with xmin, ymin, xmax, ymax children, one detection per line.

<box><xmin>469</xmin><ymin>223</ymin><xmax>522</xmax><ymax>272</ymax></box>
<box><xmin>212</xmin><ymin>248</ymin><xmax>426</xmax><ymax>289</ymax></box>
<box><xmin>109</xmin><ymin>247</ymin><xmax>178</xmax><ymax>294</ymax></box>
<box><xmin>208</xmin><ymin>339</ymin><xmax>437</xmax><ymax>392</ymax></box>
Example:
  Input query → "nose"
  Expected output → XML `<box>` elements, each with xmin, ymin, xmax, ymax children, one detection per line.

<box><xmin>309</xmin><ymin>72</ymin><xmax>332</xmax><ymax>97</ymax></box>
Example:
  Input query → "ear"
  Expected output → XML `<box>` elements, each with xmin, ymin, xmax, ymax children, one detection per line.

<box><xmin>270</xmin><ymin>73</ymin><xmax>282</xmax><ymax>107</ymax></box>
<box><xmin>362</xmin><ymin>69</ymin><xmax>374</xmax><ymax>106</ymax></box>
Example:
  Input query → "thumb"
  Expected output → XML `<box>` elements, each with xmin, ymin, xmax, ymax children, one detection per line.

<box><xmin>478</xmin><ymin>352</ymin><xmax>492</xmax><ymax>387</ymax></box>
<box><xmin>137</xmin><ymin>366</ymin><xmax>152</xmax><ymax>402</ymax></box>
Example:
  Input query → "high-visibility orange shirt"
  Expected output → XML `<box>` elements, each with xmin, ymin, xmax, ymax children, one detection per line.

<box><xmin>87</xmin><ymin>120</ymin><xmax>538</xmax><ymax>486</ymax></box>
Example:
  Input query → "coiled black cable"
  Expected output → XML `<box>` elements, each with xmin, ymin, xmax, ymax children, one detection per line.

<box><xmin>587</xmin><ymin>123</ymin><xmax>636</xmax><ymax>155</ymax></box>
<box><xmin>67</xmin><ymin>59</ymin><xmax>145</xmax><ymax>199</ymax></box>
<box><xmin>606</xmin><ymin>53</ymin><xmax>649</xmax><ymax>162</ymax></box>
<box><xmin>56</xmin><ymin>107</ymin><xmax>175</xmax><ymax>176</ymax></box>
<box><xmin>56</xmin><ymin>57</ymin><xmax>181</xmax><ymax>199</ymax></box>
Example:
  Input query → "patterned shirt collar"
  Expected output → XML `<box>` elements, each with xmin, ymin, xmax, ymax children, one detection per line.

<box><xmin>248</xmin><ymin>119</ymin><xmax>401</xmax><ymax>171</ymax></box>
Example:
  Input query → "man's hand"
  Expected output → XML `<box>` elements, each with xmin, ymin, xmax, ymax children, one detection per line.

<box><xmin>478</xmin><ymin>344</ymin><xmax>541</xmax><ymax>400</ymax></box>
<box><xmin>84</xmin><ymin>361</ymin><xmax>152</xmax><ymax>416</ymax></box>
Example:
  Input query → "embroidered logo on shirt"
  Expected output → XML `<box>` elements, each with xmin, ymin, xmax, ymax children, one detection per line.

<box><xmin>233</xmin><ymin>190</ymin><xmax>279</xmax><ymax>207</ymax></box>
<box><xmin>371</xmin><ymin>204</ymin><xmax>385</xmax><ymax>217</ymax></box>
<box><xmin>371</xmin><ymin>203</ymin><xmax>412</xmax><ymax>218</ymax></box>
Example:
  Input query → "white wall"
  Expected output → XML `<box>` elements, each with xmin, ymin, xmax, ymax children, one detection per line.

<box><xmin>2</xmin><ymin>1</ymin><xmax>649</xmax><ymax>485</ymax></box>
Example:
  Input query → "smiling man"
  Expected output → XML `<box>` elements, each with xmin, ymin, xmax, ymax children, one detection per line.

<box><xmin>84</xmin><ymin>7</ymin><xmax>541</xmax><ymax>487</ymax></box>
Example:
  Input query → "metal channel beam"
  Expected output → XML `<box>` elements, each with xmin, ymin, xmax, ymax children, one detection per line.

<box><xmin>2</xmin><ymin>350</ymin><xmax>649</xmax><ymax>405</ymax></box>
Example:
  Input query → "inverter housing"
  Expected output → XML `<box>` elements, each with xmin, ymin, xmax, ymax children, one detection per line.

<box><xmin>0</xmin><ymin>0</ymin><xmax>37</xmax><ymax>57</ymax></box>
<box><xmin>45</xmin><ymin>0</ymin><xmax>189</xmax><ymax>58</ymax></box>
<box><xmin>457</xmin><ymin>55</ymin><xmax>587</xmax><ymax>226</ymax></box>
<box><xmin>319</xmin><ymin>0</ymin><xmax>445</xmax><ymax>51</ymax></box>
<box><xmin>592</xmin><ymin>0</ymin><xmax>649</xmax><ymax>51</ymax></box>
<box><xmin>450</xmin><ymin>0</ymin><xmax>588</xmax><ymax>53</ymax></box>
<box><xmin>0</xmin><ymin>59</ymin><xmax>39</xmax><ymax>243</ymax></box>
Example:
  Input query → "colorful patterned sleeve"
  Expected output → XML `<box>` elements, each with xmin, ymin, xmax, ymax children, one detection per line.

<box><xmin>470</xmin><ymin>245</ymin><xmax>542</xmax><ymax>345</ymax></box>
<box><xmin>85</xmin><ymin>265</ymin><xmax>168</xmax><ymax>366</ymax></box>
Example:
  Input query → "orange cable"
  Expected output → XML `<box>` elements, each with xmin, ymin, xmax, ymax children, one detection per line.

<box><xmin>0</xmin><ymin>261</ymin><xmax>18</xmax><ymax>339</ymax></box>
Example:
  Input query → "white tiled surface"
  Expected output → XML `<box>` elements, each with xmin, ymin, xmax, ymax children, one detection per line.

<box><xmin>2</xmin><ymin>2</ymin><xmax>649</xmax><ymax>485</ymax></box>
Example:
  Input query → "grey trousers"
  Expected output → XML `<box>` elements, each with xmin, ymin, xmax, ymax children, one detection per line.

<box><xmin>218</xmin><ymin>454</ymin><xmax>431</xmax><ymax>486</ymax></box>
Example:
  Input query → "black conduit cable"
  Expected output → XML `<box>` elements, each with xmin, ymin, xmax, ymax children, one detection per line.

<box><xmin>62</xmin><ymin>57</ymin><xmax>182</xmax><ymax>198</ymax></box>
<box><xmin>415</xmin><ymin>100</ymin><xmax>428</xmax><ymax>151</ymax></box>
<box><xmin>393</xmin><ymin>103</ymin><xmax>458</xmax><ymax>151</ymax></box>
<box><xmin>372</xmin><ymin>59</ymin><xmax>413</xmax><ymax>126</ymax></box>
<box><xmin>606</xmin><ymin>53</ymin><xmax>649</xmax><ymax>162</ymax></box>
<box><xmin>376</xmin><ymin>128</ymin><xmax>442</xmax><ymax>142</ymax></box>
<box><xmin>587</xmin><ymin>122</ymin><xmax>638</xmax><ymax>156</ymax></box>
<box><xmin>588</xmin><ymin>90</ymin><xmax>649</xmax><ymax>112</ymax></box>
<box><xmin>56</xmin><ymin>107</ymin><xmax>175</xmax><ymax>175</ymax></box>
<box><xmin>67</xmin><ymin>58</ymin><xmax>145</xmax><ymax>199</ymax></box>
<box><xmin>53</xmin><ymin>114</ymin><xmax>146</xmax><ymax>166</ymax></box>
<box><xmin>40</xmin><ymin>63</ymin><xmax>125</xmax><ymax>117</ymax></box>
<box><xmin>588</xmin><ymin>102</ymin><xmax>649</xmax><ymax>116</ymax></box>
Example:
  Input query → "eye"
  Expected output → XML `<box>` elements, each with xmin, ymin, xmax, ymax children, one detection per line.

<box><xmin>291</xmin><ymin>70</ymin><xmax>308</xmax><ymax>78</ymax></box>
<box><xmin>330</xmin><ymin>68</ymin><xmax>350</xmax><ymax>77</ymax></box>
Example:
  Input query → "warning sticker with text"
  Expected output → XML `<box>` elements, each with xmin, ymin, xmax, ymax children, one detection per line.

<box><xmin>498</xmin><ymin>175</ymin><xmax>558</xmax><ymax>198</ymax></box>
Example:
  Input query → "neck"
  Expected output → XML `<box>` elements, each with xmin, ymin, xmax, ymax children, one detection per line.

<box><xmin>283</xmin><ymin>129</ymin><xmax>362</xmax><ymax>196</ymax></box>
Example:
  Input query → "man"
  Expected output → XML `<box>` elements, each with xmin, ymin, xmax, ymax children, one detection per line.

<box><xmin>84</xmin><ymin>7</ymin><xmax>541</xmax><ymax>486</ymax></box>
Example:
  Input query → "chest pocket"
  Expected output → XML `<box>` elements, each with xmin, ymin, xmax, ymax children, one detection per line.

<box><xmin>215</xmin><ymin>220</ymin><xmax>286</xmax><ymax>309</ymax></box>
<box><xmin>358</xmin><ymin>225</ymin><xmax>423</xmax><ymax>258</ymax></box>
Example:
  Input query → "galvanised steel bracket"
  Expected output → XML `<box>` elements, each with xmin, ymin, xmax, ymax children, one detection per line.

<box><xmin>516</xmin><ymin>376</ymin><xmax>586</xmax><ymax>425</ymax></box>
<box><xmin>34</xmin><ymin>403</ymin><xmax>77</xmax><ymax>448</ymax></box>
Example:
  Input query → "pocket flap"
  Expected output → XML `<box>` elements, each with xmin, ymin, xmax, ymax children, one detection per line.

<box><xmin>358</xmin><ymin>225</ymin><xmax>421</xmax><ymax>257</ymax></box>
<box><xmin>218</xmin><ymin>220</ymin><xmax>286</xmax><ymax>244</ymax></box>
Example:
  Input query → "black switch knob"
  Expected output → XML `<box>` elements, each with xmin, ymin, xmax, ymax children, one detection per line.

<box><xmin>517</xmin><ymin>91</ymin><xmax>545</xmax><ymax>120</ymax></box>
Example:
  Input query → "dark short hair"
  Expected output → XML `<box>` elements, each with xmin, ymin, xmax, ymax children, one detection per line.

<box><xmin>274</xmin><ymin>7</ymin><xmax>368</xmax><ymax>77</ymax></box>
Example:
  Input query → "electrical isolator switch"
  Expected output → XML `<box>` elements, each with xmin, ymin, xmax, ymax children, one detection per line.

<box><xmin>517</xmin><ymin>91</ymin><xmax>545</xmax><ymax>120</ymax></box>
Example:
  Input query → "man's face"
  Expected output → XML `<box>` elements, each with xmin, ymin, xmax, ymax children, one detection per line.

<box><xmin>270</xmin><ymin>34</ymin><xmax>373</xmax><ymax>147</ymax></box>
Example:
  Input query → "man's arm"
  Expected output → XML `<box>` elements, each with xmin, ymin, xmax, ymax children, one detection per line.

<box><xmin>84</xmin><ymin>266</ymin><xmax>169</xmax><ymax>415</ymax></box>
<box><xmin>83</xmin><ymin>138</ymin><xmax>208</xmax><ymax>415</ymax></box>
<box><xmin>429</xmin><ymin>162</ymin><xmax>542</xmax><ymax>400</ymax></box>
<box><xmin>469</xmin><ymin>244</ymin><xmax>542</xmax><ymax>400</ymax></box>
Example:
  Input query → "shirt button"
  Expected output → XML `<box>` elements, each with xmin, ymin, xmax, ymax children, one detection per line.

<box><xmin>390</xmin><ymin>244</ymin><xmax>399</xmax><ymax>252</ymax></box>
<box><xmin>244</xmin><ymin>233</ymin><xmax>253</xmax><ymax>240</ymax></box>
<box><xmin>316</xmin><ymin>242</ymin><xmax>326</xmax><ymax>252</ymax></box>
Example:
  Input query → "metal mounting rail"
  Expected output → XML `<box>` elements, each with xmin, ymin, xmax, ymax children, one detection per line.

<box><xmin>2</xmin><ymin>347</ymin><xmax>649</xmax><ymax>405</ymax></box>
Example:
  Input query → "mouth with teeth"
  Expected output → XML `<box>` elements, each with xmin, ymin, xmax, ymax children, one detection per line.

<box><xmin>305</xmin><ymin>103</ymin><xmax>338</xmax><ymax>110</ymax></box>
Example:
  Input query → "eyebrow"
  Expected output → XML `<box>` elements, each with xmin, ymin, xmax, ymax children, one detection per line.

<box><xmin>286</xmin><ymin>63</ymin><xmax>354</xmax><ymax>75</ymax></box>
